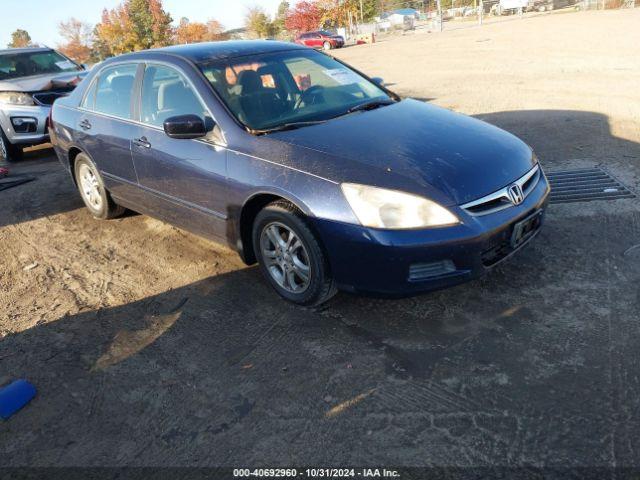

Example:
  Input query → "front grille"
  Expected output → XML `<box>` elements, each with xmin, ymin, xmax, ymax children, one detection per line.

<box><xmin>461</xmin><ymin>164</ymin><xmax>541</xmax><ymax>216</ymax></box>
<box><xmin>408</xmin><ymin>260</ymin><xmax>456</xmax><ymax>281</ymax></box>
<box><xmin>32</xmin><ymin>90</ymin><xmax>72</xmax><ymax>106</ymax></box>
<box><xmin>546</xmin><ymin>167</ymin><xmax>635</xmax><ymax>203</ymax></box>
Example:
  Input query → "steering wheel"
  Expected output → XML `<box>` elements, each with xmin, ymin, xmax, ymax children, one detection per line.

<box><xmin>294</xmin><ymin>85</ymin><xmax>325</xmax><ymax>110</ymax></box>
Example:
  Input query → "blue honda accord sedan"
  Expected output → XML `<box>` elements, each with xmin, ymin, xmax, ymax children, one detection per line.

<box><xmin>50</xmin><ymin>41</ymin><xmax>549</xmax><ymax>305</ymax></box>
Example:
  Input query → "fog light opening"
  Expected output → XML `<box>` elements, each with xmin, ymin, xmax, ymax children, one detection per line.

<box><xmin>408</xmin><ymin>260</ymin><xmax>457</xmax><ymax>281</ymax></box>
<box><xmin>11</xmin><ymin>117</ymin><xmax>38</xmax><ymax>134</ymax></box>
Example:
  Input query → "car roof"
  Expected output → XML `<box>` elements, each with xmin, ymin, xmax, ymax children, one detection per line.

<box><xmin>113</xmin><ymin>40</ymin><xmax>307</xmax><ymax>64</ymax></box>
<box><xmin>0</xmin><ymin>47</ymin><xmax>53</xmax><ymax>56</ymax></box>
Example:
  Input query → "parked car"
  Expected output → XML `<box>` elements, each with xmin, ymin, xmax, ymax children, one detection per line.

<box><xmin>50</xmin><ymin>41</ymin><xmax>549</xmax><ymax>305</ymax></box>
<box><xmin>294</xmin><ymin>31</ymin><xmax>345</xmax><ymax>50</ymax></box>
<box><xmin>0</xmin><ymin>47</ymin><xmax>87</xmax><ymax>162</ymax></box>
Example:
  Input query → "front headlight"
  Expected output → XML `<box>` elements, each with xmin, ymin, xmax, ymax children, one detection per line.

<box><xmin>0</xmin><ymin>92</ymin><xmax>35</xmax><ymax>106</ymax></box>
<box><xmin>341</xmin><ymin>183</ymin><xmax>460</xmax><ymax>229</ymax></box>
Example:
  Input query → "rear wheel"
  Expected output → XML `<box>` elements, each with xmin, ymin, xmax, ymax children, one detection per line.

<box><xmin>74</xmin><ymin>153</ymin><xmax>125</xmax><ymax>219</ymax></box>
<box><xmin>0</xmin><ymin>127</ymin><xmax>23</xmax><ymax>163</ymax></box>
<box><xmin>253</xmin><ymin>200</ymin><xmax>337</xmax><ymax>306</ymax></box>
<box><xmin>323</xmin><ymin>41</ymin><xmax>332</xmax><ymax>51</ymax></box>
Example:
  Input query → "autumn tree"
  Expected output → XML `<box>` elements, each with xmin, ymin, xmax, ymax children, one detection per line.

<box><xmin>245</xmin><ymin>6</ymin><xmax>277</xmax><ymax>39</ymax></box>
<box><xmin>95</xmin><ymin>5</ymin><xmax>136</xmax><ymax>56</ymax></box>
<box><xmin>284</xmin><ymin>1</ymin><xmax>323</xmax><ymax>32</ymax></box>
<box><xmin>205</xmin><ymin>20</ymin><xmax>227</xmax><ymax>40</ymax></box>
<box><xmin>174</xmin><ymin>17</ymin><xmax>227</xmax><ymax>44</ymax></box>
<box><xmin>8</xmin><ymin>29</ymin><xmax>32</xmax><ymax>48</ymax></box>
<box><xmin>95</xmin><ymin>0</ymin><xmax>173</xmax><ymax>57</ymax></box>
<box><xmin>57</xmin><ymin>18</ymin><xmax>93</xmax><ymax>64</ymax></box>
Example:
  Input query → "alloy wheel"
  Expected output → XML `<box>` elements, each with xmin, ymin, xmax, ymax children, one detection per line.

<box><xmin>78</xmin><ymin>163</ymin><xmax>103</xmax><ymax>211</ymax></box>
<box><xmin>0</xmin><ymin>136</ymin><xmax>7</xmax><ymax>160</ymax></box>
<box><xmin>260</xmin><ymin>222</ymin><xmax>311</xmax><ymax>293</ymax></box>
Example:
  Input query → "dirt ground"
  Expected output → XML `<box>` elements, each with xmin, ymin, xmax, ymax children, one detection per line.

<box><xmin>1</xmin><ymin>9</ymin><xmax>639</xmax><ymax>470</ymax></box>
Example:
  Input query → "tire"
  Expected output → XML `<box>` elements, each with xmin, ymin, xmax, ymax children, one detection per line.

<box><xmin>323</xmin><ymin>41</ymin><xmax>332</xmax><ymax>51</ymax></box>
<box><xmin>0</xmin><ymin>127</ymin><xmax>23</xmax><ymax>163</ymax></box>
<box><xmin>252</xmin><ymin>200</ymin><xmax>337</xmax><ymax>306</ymax></box>
<box><xmin>74</xmin><ymin>153</ymin><xmax>125</xmax><ymax>220</ymax></box>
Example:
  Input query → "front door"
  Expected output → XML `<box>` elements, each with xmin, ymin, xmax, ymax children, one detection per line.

<box><xmin>129</xmin><ymin>63</ymin><xmax>228</xmax><ymax>241</ymax></box>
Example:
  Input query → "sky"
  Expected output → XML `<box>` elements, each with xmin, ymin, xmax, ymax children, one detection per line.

<box><xmin>0</xmin><ymin>0</ymin><xmax>290</xmax><ymax>49</ymax></box>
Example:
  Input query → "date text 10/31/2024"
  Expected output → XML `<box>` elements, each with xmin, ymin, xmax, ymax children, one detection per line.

<box><xmin>233</xmin><ymin>468</ymin><xmax>401</xmax><ymax>478</ymax></box>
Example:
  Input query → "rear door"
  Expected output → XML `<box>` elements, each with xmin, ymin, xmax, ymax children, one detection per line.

<box><xmin>128</xmin><ymin>63</ymin><xmax>228</xmax><ymax>241</ymax></box>
<box><xmin>76</xmin><ymin>63</ymin><xmax>140</xmax><ymax>201</ymax></box>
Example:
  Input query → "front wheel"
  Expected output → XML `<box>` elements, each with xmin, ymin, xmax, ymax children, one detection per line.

<box><xmin>323</xmin><ymin>41</ymin><xmax>332</xmax><ymax>51</ymax></box>
<box><xmin>0</xmin><ymin>128</ymin><xmax>23</xmax><ymax>163</ymax></box>
<box><xmin>253</xmin><ymin>201</ymin><xmax>337</xmax><ymax>306</ymax></box>
<box><xmin>74</xmin><ymin>153</ymin><xmax>125</xmax><ymax>219</ymax></box>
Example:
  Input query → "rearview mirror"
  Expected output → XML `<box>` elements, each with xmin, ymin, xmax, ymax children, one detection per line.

<box><xmin>163</xmin><ymin>114</ymin><xmax>208</xmax><ymax>140</ymax></box>
<box><xmin>371</xmin><ymin>77</ymin><xmax>385</xmax><ymax>87</ymax></box>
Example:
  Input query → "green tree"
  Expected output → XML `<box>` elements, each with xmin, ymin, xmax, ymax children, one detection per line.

<box><xmin>273</xmin><ymin>1</ymin><xmax>290</xmax><ymax>34</ymax></box>
<box><xmin>8</xmin><ymin>29</ymin><xmax>32</xmax><ymax>48</ymax></box>
<box><xmin>360</xmin><ymin>0</ymin><xmax>379</xmax><ymax>21</ymax></box>
<box><xmin>127</xmin><ymin>0</ymin><xmax>173</xmax><ymax>49</ymax></box>
<box><xmin>245</xmin><ymin>6</ymin><xmax>277</xmax><ymax>39</ymax></box>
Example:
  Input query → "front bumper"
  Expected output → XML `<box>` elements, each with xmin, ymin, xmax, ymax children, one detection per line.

<box><xmin>312</xmin><ymin>173</ymin><xmax>550</xmax><ymax>296</ymax></box>
<box><xmin>0</xmin><ymin>104</ymin><xmax>51</xmax><ymax>146</ymax></box>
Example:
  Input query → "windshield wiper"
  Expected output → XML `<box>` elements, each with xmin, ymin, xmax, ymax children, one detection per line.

<box><xmin>250</xmin><ymin>119</ymin><xmax>328</xmax><ymax>135</ymax></box>
<box><xmin>346</xmin><ymin>98</ymin><xmax>396</xmax><ymax>114</ymax></box>
<box><xmin>248</xmin><ymin>99</ymin><xmax>396</xmax><ymax>135</ymax></box>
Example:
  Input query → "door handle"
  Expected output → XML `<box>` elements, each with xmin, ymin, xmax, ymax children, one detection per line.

<box><xmin>79</xmin><ymin>119</ymin><xmax>91</xmax><ymax>130</ymax></box>
<box><xmin>133</xmin><ymin>137</ymin><xmax>151</xmax><ymax>149</ymax></box>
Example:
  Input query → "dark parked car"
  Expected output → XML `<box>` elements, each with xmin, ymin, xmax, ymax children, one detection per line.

<box><xmin>294</xmin><ymin>31</ymin><xmax>345</xmax><ymax>50</ymax></box>
<box><xmin>50</xmin><ymin>41</ymin><xmax>549</xmax><ymax>305</ymax></box>
<box><xmin>0</xmin><ymin>47</ymin><xmax>87</xmax><ymax>162</ymax></box>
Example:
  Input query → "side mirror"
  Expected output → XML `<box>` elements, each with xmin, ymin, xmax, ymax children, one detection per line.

<box><xmin>163</xmin><ymin>114</ymin><xmax>208</xmax><ymax>140</ymax></box>
<box><xmin>371</xmin><ymin>77</ymin><xmax>385</xmax><ymax>87</ymax></box>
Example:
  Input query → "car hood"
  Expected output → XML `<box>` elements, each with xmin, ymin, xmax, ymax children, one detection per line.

<box><xmin>0</xmin><ymin>71</ymin><xmax>87</xmax><ymax>93</ymax></box>
<box><xmin>269</xmin><ymin>99</ymin><xmax>535</xmax><ymax>206</ymax></box>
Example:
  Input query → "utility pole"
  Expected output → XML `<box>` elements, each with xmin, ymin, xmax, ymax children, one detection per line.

<box><xmin>359</xmin><ymin>0</ymin><xmax>364</xmax><ymax>22</ymax></box>
<box><xmin>436</xmin><ymin>0</ymin><xmax>443</xmax><ymax>31</ymax></box>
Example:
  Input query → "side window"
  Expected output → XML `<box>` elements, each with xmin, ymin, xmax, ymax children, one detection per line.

<box><xmin>93</xmin><ymin>64</ymin><xmax>137</xmax><ymax>119</ymax></box>
<box><xmin>140</xmin><ymin>65</ymin><xmax>208</xmax><ymax>128</ymax></box>
<box><xmin>80</xmin><ymin>78</ymin><xmax>97</xmax><ymax>110</ymax></box>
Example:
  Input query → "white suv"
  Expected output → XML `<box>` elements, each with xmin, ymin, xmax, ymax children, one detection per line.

<box><xmin>0</xmin><ymin>47</ymin><xmax>87</xmax><ymax>162</ymax></box>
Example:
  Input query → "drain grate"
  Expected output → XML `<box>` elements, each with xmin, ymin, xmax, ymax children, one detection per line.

<box><xmin>546</xmin><ymin>167</ymin><xmax>635</xmax><ymax>204</ymax></box>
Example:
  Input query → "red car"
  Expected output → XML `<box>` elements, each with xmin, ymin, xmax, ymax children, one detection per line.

<box><xmin>294</xmin><ymin>31</ymin><xmax>345</xmax><ymax>50</ymax></box>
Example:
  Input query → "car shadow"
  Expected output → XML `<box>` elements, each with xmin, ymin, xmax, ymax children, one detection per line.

<box><xmin>0</xmin><ymin>144</ymin><xmax>84</xmax><ymax>228</ymax></box>
<box><xmin>2</xmin><ymin>109</ymin><xmax>640</xmax><ymax>466</ymax></box>
<box><xmin>474</xmin><ymin>109</ymin><xmax>640</xmax><ymax>169</ymax></box>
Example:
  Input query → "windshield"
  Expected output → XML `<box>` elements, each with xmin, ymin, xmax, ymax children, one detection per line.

<box><xmin>198</xmin><ymin>49</ymin><xmax>391</xmax><ymax>132</ymax></box>
<box><xmin>0</xmin><ymin>50</ymin><xmax>81</xmax><ymax>81</ymax></box>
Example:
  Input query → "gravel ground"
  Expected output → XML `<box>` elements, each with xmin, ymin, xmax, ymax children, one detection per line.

<box><xmin>1</xmin><ymin>9</ymin><xmax>639</xmax><ymax>471</ymax></box>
